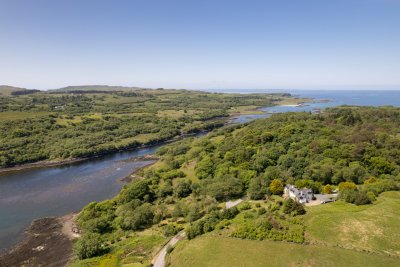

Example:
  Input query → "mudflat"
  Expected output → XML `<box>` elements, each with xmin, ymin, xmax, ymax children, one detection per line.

<box><xmin>0</xmin><ymin>215</ymin><xmax>76</xmax><ymax>267</ymax></box>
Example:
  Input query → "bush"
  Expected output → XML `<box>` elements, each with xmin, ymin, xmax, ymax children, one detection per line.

<box><xmin>166</xmin><ymin>245</ymin><xmax>174</xmax><ymax>254</ymax></box>
<box><xmin>239</xmin><ymin>202</ymin><xmax>251</xmax><ymax>211</ymax></box>
<box><xmin>173</xmin><ymin>180</ymin><xmax>192</xmax><ymax>198</ymax></box>
<box><xmin>366</xmin><ymin>191</ymin><xmax>377</xmax><ymax>202</ymax></box>
<box><xmin>338</xmin><ymin>181</ymin><xmax>357</xmax><ymax>192</ymax></box>
<box><xmin>74</xmin><ymin>233</ymin><xmax>108</xmax><ymax>259</ymax></box>
<box><xmin>322</xmin><ymin>184</ymin><xmax>334</xmax><ymax>194</ymax></box>
<box><xmin>220</xmin><ymin>207</ymin><xmax>239</xmax><ymax>220</ymax></box>
<box><xmin>163</xmin><ymin>224</ymin><xmax>182</xmax><ymax>237</ymax></box>
<box><xmin>340</xmin><ymin>188</ymin><xmax>358</xmax><ymax>203</ymax></box>
<box><xmin>269</xmin><ymin>179</ymin><xmax>284</xmax><ymax>195</ymax></box>
<box><xmin>186</xmin><ymin>222</ymin><xmax>203</xmax><ymax>240</ymax></box>
<box><xmin>282</xmin><ymin>199</ymin><xmax>306</xmax><ymax>216</ymax></box>
<box><xmin>363</xmin><ymin>179</ymin><xmax>399</xmax><ymax>196</ymax></box>
<box><xmin>340</xmin><ymin>189</ymin><xmax>373</xmax><ymax>205</ymax></box>
<box><xmin>258</xmin><ymin>207</ymin><xmax>267</xmax><ymax>215</ymax></box>
<box><xmin>354</xmin><ymin>191</ymin><xmax>372</xmax><ymax>205</ymax></box>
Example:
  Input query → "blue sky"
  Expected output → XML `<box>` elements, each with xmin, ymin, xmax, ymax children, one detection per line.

<box><xmin>0</xmin><ymin>0</ymin><xmax>399</xmax><ymax>90</ymax></box>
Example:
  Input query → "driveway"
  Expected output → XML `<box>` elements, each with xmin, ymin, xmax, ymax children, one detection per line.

<box><xmin>151</xmin><ymin>198</ymin><xmax>243</xmax><ymax>267</ymax></box>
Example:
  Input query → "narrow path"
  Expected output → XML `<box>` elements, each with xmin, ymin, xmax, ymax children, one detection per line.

<box><xmin>225</xmin><ymin>198</ymin><xmax>243</xmax><ymax>209</ymax></box>
<box><xmin>151</xmin><ymin>198</ymin><xmax>243</xmax><ymax>267</ymax></box>
<box><xmin>152</xmin><ymin>231</ymin><xmax>185</xmax><ymax>267</ymax></box>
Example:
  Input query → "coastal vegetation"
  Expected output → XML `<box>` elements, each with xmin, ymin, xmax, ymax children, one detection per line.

<box><xmin>0</xmin><ymin>87</ymin><xmax>293</xmax><ymax>168</ymax></box>
<box><xmin>71</xmin><ymin>106</ymin><xmax>400</xmax><ymax>266</ymax></box>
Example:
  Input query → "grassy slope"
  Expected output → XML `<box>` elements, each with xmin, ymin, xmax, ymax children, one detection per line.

<box><xmin>0</xmin><ymin>85</ymin><xmax>29</xmax><ymax>96</ymax></box>
<box><xmin>170</xmin><ymin>192</ymin><xmax>400</xmax><ymax>267</ymax></box>
<box><xmin>0</xmin><ymin>111</ymin><xmax>53</xmax><ymax>121</ymax></box>
<box><xmin>170</xmin><ymin>237</ymin><xmax>398</xmax><ymax>267</ymax></box>
<box><xmin>305</xmin><ymin>191</ymin><xmax>400</xmax><ymax>257</ymax></box>
<box><xmin>70</xmin><ymin>232</ymin><xmax>166</xmax><ymax>267</ymax></box>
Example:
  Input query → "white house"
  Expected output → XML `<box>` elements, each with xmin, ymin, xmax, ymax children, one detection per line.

<box><xmin>284</xmin><ymin>184</ymin><xmax>313</xmax><ymax>204</ymax></box>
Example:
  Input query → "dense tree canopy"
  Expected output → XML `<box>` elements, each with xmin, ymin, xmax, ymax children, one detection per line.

<box><xmin>74</xmin><ymin>106</ymin><xmax>400</xmax><ymax>262</ymax></box>
<box><xmin>0</xmin><ymin>89</ymin><xmax>288</xmax><ymax>168</ymax></box>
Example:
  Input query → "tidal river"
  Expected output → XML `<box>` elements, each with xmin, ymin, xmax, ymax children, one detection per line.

<box><xmin>0</xmin><ymin>146</ymin><xmax>160</xmax><ymax>250</ymax></box>
<box><xmin>1</xmin><ymin>89</ymin><xmax>400</xmax><ymax>250</ymax></box>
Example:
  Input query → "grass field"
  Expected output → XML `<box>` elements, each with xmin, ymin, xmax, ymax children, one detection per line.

<box><xmin>0</xmin><ymin>111</ymin><xmax>53</xmax><ymax>121</ymax></box>
<box><xmin>169</xmin><ymin>237</ymin><xmax>399</xmax><ymax>267</ymax></box>
<box><xmin>305</xmin><ymin>191</ymin><xmax>400</xmax><ymax>257</ymax></box>
<box><xmin>70</xmin><ymin>232</ymin><xmax>166</xmax><ymax>267</ymax></box>
<box><xmin>169</xmin><ymin>192</ymin><xmax>400</xmax><ymax>267</ymax></box>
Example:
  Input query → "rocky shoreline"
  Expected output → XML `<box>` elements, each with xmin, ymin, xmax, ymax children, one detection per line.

<box><xmin>0</xmin><ymin>155</ymin><xmax>158</xmax><ymax>266</ymax></box>
<box><xmin>0</xmin><ymin>214</ymin><xmax>78</xmax><ymax>267</ymax></box>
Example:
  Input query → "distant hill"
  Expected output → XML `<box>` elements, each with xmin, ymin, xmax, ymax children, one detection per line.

<box><xmin>0</xmin><ymin>85</ymin><xmax>41</xmax><ymax>96</ymax></box>
<box><xmin>50</xmin><ymin>85</ymin><xmax>148</xmax><ymax>93</ymax></box>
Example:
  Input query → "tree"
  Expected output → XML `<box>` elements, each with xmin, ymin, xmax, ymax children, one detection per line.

<box><xmin>174</xmin><ymin>180</ymin><xmax>192</xmax><ymax>198</ymax></box>
<box><xmin>74</xmin><ymin>233</ymin><xmax>107</xmax><ymax>259</ymax></box>
<box><xmin>120</xmin><ymin>203</ymin><xmax>154</xmax><ymax>230</ymax></box>
<box><xmin>203</xmin><ymin>175</ymin><xmax>244</xmax><ymax>201</ymax></box>
<box><xmin>368</xmin><ymin>156</ymin><xmax>395</xmax><ymax>175</ymax></box>
<box><xmin>195</xmin><ymin>156</ymin><xmax>214</xmax><ymax>179</ymax></box>
<box><xmin>248</xmin><ymin>176</ymin><xmax>268</xmax><ymax>200</ymax></box>
<box><xmin>269</xmin><ymin>179</ymin><xmax>284</xmax><ymax>195</ymax></box>
<box><xmin>283</xmin><ymin>198</ymin><xmax>306</xmax><ymax>215</ymax></box>
<box><xmin>119</xmin><ymin>180</ymin><xmax>153</xmax><ymax>203</ymax></box>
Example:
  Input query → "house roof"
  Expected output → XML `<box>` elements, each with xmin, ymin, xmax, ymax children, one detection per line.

<box><xmin>285</xmin><ymin>184</ymin><xmax>312</xmax><ymax>197</ymax></box>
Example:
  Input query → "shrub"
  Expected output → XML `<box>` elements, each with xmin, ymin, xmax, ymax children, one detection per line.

<box><xmin>166</xmin><ymin>245</ymin><xmax>174</xmax><ymax>254</ymax></box>
<box><xmin>74</xmin><ymin>233</ymin><xmax>108</xmax><ymax>259</ymax></box>
<box><xmin>220</xmin><ymin>207</ymin><xmax>239</xmax><ymax>220</ymax></box>
<box><xmin>256</xmin><ymin>217</ymin><xmax>273</xmax><ymax>231</ymax></box>
<box><xmin>322</xmin><ymin>184</ymin><xmax>334</xmax><ymax>194</ymax></box>
<box><xmin>340</xmin><ymin>188</ymin><xmax>358</xmax><ymax>203</ymax></box>
<box><xmin>173</xmin><ymin>180</ymin><xmax>192</xmax><ymax>198</ymax></box>
<box><xmin>239</xmin><ymin>202</ymin><xmax>252</xmax><ymax>211</ymax></box>
<box><xmin>363</xmin><ymin>179</ymin><xmax>399</xmax><ymax>196</ymax></box>
<box><xmin>354</xmin><ymin>191</ymin><xmax>372</xmax><ymax>205</ymax></box>
<box><xmin>258</xmin><ymin>207</ymin><xmax>267</xmax><ymax>215</ymax></box>
<box><xmin>340</xmin><ymin>189</ymin><xmax>373</xmax><ymax>205</ymax></box>
<box><xmin>338</xmin><ymin>181</ymin><xmax>357</xmax><ymax>192</ymax></box>
<box><xmin>163</xmin><ymin>224</ymin><xmax>182</xmax><ymax>237</ymax></box>
<box><xmin>364</xmin><ymin>177</ymin><xmax>377</xmax><ymax>184</ymax></box>
<box><xmin>269</xmin><ymin>179</ymin><xmax>284</xmax><ymax>195</ymax></box>
<box><xmin>283</xmin><ymin>199</ymin><xmax>306</xmax><ymax>216</ymax></box>
<box><xmin>366</xmin><ymin>191</ymin><xmax>376</xmax><ymax>202</ymax></box>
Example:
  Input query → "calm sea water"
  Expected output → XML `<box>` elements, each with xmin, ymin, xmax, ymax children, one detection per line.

<box><xmin>0</xmin><ymin>89</ymin><xmax>399</xmax><ymax>250</ymax></box>
<box><xmin>225</xmin><ymin>90</ymin><xmax>400</xmax><ymax>123</ymax></box>
<box><xmin>0</xmin><ymin>147</ymin><xmax>160</xmax><ymax>250</ymax></box>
